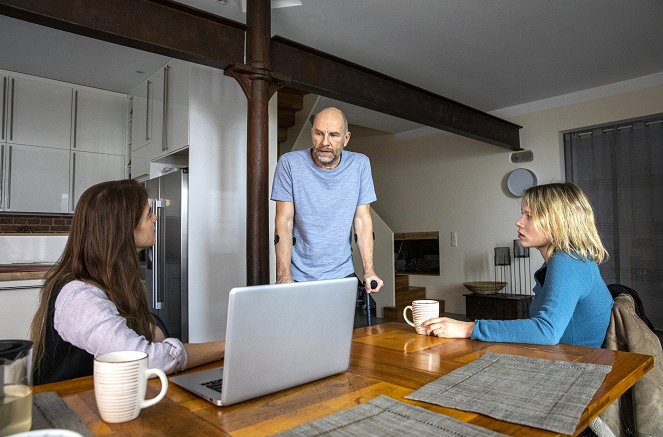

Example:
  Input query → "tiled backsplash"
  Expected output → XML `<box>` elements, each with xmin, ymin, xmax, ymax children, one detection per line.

<box><xmin>0</xmin><ymin>213</ymin><xmax>72</xmax><ymax>234</ymax></box>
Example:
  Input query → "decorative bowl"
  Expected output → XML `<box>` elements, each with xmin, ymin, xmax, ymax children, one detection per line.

<box><xmin>463</xmin><ymin>281</ymin><xmax>507</xmax><ymax>295</ymax></box>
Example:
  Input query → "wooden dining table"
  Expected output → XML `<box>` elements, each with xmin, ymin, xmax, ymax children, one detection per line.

<box><xmin>34</xmin><ymin>322</ymin><xmax>653</xmax><ymax>436</ymax></box>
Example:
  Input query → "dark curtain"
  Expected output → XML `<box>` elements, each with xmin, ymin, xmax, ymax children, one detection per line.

<box><xmin>564</xmin><ymin>115</ymin><xmax>663</xmax><ymax>330</ymax></box>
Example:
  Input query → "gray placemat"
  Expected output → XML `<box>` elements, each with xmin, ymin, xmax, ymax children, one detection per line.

<box><xmin>272</xmin><ymin>395</ymin><xmax>505</xmax><ymax>436</ymax></box>
<box><xmin>405</xmin><ymin>352</ymin><xmax>612</xmax><ymax>435</ymax></box>
<box><xmin>32</xmin><ymin>391</ymin><xmax>91</xmax><ymax>436</ymax></box>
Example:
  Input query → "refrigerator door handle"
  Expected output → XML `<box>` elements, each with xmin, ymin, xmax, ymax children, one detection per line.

<box><xmin>152</xmin><ymin>199</ymin><xmax>165</xmax><ymax>310</ymax></box>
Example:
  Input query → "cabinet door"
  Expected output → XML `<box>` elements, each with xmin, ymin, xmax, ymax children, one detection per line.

<box><xmin>129</xmin><ymin>155</ymin><xmax>150</xmax><ymax>180</ymax></box>
<box><xmin>164</xmin><ymin>60</ymin><xmax>190</xmax><ymax>153</ymax></box>
<box><xmin>5</xmin><ymin>144</ymin><xmax>70</xmax><ymax>213</ymax></box>
<box><xmin>130</xmin><ymin>71</ymin><xmax>164</xmax><ymax>155</ymax></box>
<box><xmin>8</xmin><ymin>76</ymin><xmax>72</xmax><ymax>149</ymax></box>
<box><xmin>74</xmin><ymin>88</ymin><xmax>127</xmax><ymax>155</ymax></box>
<box><xmin>149</xmin><ymin>68</ymin><xmax>165</xmax><ymax>156</ymax></box>
<box><xmin>0</xmin><ymin>285</ymin><xmax>40</xmax><ymax>339</ymax></box>
<box><xmin>131</xmin><ymin>81</ymin><xmax>148</xmax><ymax>151</ymax></box>
<box><xmin>71</xmin><ymin>151</ymin><xmax>125</xmax><ymax>210</ymax></box>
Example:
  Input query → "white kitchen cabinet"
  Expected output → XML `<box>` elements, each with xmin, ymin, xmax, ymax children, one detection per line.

<box><xmin>131</xmin><ymin>69</ymin><xmax>164</xmax><ymax>154</ymax></box>
<box><xmin>73</xmin><ymin>88</ymin><xmax>127</xmax><ymax>155</ymax></box>
<box><xmin>2</xmin><ymin>74</ymin><xmax>72</xmax><ymax>149</ymax></box>
<box><xmin>129</xmin><ymin>69</ymin><xmax>165</xmax><ymax>180</ymax></box>
<box><xmin>0</xmin><ymin>284</ymin><xmax>41</xmax><ymax>340</ymax></box>
<box><xmin>1</xmin><ymin>70</ymin><xmax>130</xmax><ymax>213</ymax></box>
<box><xmin>129</xmin><ymin>60</ymin><xmax>190</xmax><ymax>179</ymax></box>
<box><xmin>163</xmin><ymin>60</ymin><xmax>190</xmax><ymax>154</ymax></box>
<box><xmin>130</xmin><ymin>79</ymin><xmax>151</xmax><ymax>152</ymax></box>
<box><xmin>1</xmin><ymin>143</ymin><xmax>70</xmax><ymax>213</ymax></box>
<box><xmin>129</xmin><ymin>149</ymin><xmax>151</xmax><ymax>180</ymax></box>
<box><xmin>130</xmin><ymin>82</ymin><xmax>147</xmax><ymax>151</ymax></box>
<box><xmin>71</xmin><ymin>151</ymin><xmax>125</xmax><ymax>209</ymax></box>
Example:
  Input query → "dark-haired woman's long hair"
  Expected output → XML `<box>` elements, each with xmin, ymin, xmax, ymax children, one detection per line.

<box><xmin>30</xmin><ymin>179</ymin><xmax>155</xmax><ymax>372</ymax></box>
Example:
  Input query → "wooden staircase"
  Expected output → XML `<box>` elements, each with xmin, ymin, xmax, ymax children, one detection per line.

<box><xmin>382</xmin><ymin>274</ymin><xmax>444</xmax><ymax>322</ymax></box>
<box><xmin>277</xmin><ymin>87</ymin><xmax>308</xmax><ymax>145</ymax></box>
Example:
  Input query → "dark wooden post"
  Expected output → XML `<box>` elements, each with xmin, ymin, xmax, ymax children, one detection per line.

<box><xmin>226</xmin><ymin>0</ymin><xmax>283</xmax><ymax>285</ymax></box>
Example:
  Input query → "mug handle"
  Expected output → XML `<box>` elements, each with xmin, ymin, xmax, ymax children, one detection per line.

<box><xmin>403</xmin><ymin>305</ymin><xmax>415</xmax><ymax>327</ymax></box>
<box><xmin>141</xmin><ymin>368</ymin><xmax>168</xmax><ymax>409</ymax></box>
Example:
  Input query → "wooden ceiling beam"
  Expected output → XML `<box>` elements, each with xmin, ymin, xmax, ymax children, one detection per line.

<box><xmin>0</xmin><ymin>1</ymin><xmax>521</xmax><ymax>150</ymax></box>
<box><xmin>271</xmin><ymin>36</ymin><xmax>522</xmax><ymax>150</ymax></box>
<box><xmin>0</xmin><ymin>0</ymin><xmax>245</xmax><ymax>69</ymax></box>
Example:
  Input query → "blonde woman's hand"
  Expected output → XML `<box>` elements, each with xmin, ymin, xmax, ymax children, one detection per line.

<box><xmin>421</xmin><ymin>317</ymin><xmax>475</xmax><ymax>338</ymax></box>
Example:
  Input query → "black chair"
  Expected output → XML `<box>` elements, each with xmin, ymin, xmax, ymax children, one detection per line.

<box><xmin>607</xmin><ymin>283</ymin><xmax>657</xmax><ymax>333</ymax></box>
<box><xmin>151</xmin><ymin>312</ymin><xmax>170</xmax><ymax>338</ymax></box>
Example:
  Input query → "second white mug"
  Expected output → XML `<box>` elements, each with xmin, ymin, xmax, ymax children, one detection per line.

<box><xmin>403</xmin><ymin>300</ymin><xmax>439</xmax><ymax>335</ymax></box>
<box><xmin>94</xmin><ymin>351</ymin><xmax>168</xmax><ymax>423</ymax></box>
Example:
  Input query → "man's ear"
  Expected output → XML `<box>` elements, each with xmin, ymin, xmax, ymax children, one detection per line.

<box><xmin>343</xmin><ymin>131</ymin><xmax>351</xmax><ymax>148</ymax></box>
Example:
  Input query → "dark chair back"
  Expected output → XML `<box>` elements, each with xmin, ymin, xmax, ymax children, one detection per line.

<box><xmin>151</xmin><ymin>312</ymin><xmax>170</xmax><ymax>338</ymax></box>
<box><xmin>607</xmin><ymin>284</ymin><xmax>656</xmax><ymax>333</ymax></box>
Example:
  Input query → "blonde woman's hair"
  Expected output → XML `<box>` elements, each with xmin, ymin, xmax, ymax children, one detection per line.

<box><xmin>522</xmin><ymin>183</ymin><xmax>608</xmax><ymax>263</ymax></box>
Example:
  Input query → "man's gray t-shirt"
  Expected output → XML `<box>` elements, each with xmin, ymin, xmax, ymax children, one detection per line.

<box><xmin>271</xmin><ymin>148</ymin><xmax>377</xmax><ymax>281</ymax></box>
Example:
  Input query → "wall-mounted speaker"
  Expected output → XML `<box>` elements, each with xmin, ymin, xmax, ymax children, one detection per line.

<box><xmin>510</xmin><ymin>150</ymin><xmax>533</xmax><ymax>163</ymax></box>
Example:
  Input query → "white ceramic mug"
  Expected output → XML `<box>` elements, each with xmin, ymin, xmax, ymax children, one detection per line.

<box><xmin>403</xmin><ymin>300</ymin><xmax>439</xmax><ymax>335</ymax></box>
<box><xmin>93</xmin><ymin>351</ymin><xmax>168</xmax><ymax>423</ymax></box>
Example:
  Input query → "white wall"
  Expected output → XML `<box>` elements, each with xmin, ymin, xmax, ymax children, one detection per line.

<box><xmin>188</xmin><ymin>64</ymin><xmax>277</xmax><ymax>341</ymax></box>
<box><xmin>350</xmin><ymin>83</ymin><xmax>663</xmax><ymax>315</ymax></box>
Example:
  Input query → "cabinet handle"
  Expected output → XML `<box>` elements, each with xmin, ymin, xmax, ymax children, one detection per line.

<box><xmin>128</xmin><ymin>96</ymin><xmax>133</xmax><ymax>148</ymax></box>
<box><xmin>6</xmin><ymin>145</ymin><xmax>11</xmax><ymax>209</ymax></box>
<box><xmin>152</xmin><ymin>199</ymin><xmax>164</xmax><ymax>310</ymax></box>
<box><xmin>146</xmin><ymin>80</ymin><xmax>152</xmax><ymax>141</ymax></box>
<box><xmin>162</xmin><ymin>65</ymin><xmax>170</xmax><ymax>152</ymax></box>
<box><xmin>9</xmin><ymin>78</ymin><xmax>15</xmax><ymax>141</ymax></box>
<box><xmin>71</xmin><ymin>152</ymin><xmax>76</xmax><ymax>212</ymax></box>
<box><xmin>73</xmin><ymin>90</ymin><xmax>78</xmax><ymax>149</ymax></box>
<box><xmin>1</xmin><ymin>77</ymin><xmax>6</xmax><ymax>141</ymax></box>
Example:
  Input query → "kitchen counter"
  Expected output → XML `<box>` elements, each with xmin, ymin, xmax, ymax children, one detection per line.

<box><xmin>0</xmin><ymin>264</ymin><xmax>53</xmax><ymax>281</ymax></box>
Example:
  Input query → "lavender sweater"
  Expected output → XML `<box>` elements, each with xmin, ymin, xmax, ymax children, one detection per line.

<box><xmin>53</xmin><ymin>280</ymin><xmax>187</xmax><ymax>372</ymax></box>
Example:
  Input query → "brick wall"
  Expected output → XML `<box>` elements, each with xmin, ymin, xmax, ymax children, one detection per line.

<box><xmin>0</xmin><ymin>213</ymin><xmax>72</xmax><ymax>233</ymax></box>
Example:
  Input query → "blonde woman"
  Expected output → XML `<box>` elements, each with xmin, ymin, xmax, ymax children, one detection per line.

<box><xmin>423</xmin><ymin>183</ymin><xmax>613</xmax><ymax>347</ymax></box>
<box><xmin>31</xmin><ymin>180</ymin><xmax>224</xmax><ymax>385</ymax></box>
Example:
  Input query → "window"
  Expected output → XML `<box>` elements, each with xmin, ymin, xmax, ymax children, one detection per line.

<box><xmin>564</xmin><ymin>114</ymin><xmax>663</xmax><ymax>330</ymax></box>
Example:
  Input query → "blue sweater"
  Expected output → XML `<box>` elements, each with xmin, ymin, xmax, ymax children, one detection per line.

<box><xmin>472</xmin><ymin>252</ymin><xmax>613</xmax><ymax>347</ymax></box>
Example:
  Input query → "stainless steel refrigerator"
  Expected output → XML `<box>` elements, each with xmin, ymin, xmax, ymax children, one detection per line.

<box><xmin>143</xmin><ymin>169</ymin><xmax>188</xmax><ymax>341</ymax></box>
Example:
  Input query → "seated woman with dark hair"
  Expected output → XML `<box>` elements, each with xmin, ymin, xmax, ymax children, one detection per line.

<box><xmin>423</xmin><ymin>182</ymin><xmax>613</xmax><ymax>347</ymax></box>
<box><xmin>31</xmin><ymin>179</ymin><xmax>225</xmax><ymax>385</ymax></box>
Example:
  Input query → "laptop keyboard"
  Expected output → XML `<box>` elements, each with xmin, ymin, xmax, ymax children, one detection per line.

<box><xmin>201</xmin><ymin>378</ymin><xmax>223</xmax><ymax>393</ymax></box>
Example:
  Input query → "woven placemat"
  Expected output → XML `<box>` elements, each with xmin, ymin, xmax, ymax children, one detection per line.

<box><xmin>32</xmin><ymin>391</ymin><xmax>91</xmax><ymax>436</ymax></box>
<box><xmin>405</xmin><ymin>352</ymin><xmax>612</xmax><ymax>435</ymax></box>
<box><xmin>272</xmin><ymin>395</ymin><xmax>505</xmax><ymax>436</ymax></box>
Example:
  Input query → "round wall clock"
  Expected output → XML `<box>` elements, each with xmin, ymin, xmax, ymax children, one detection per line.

<box><xmin>507</xmin><ymin>168</ymin><xmax>537</xmax><ymax>197</ymax></box>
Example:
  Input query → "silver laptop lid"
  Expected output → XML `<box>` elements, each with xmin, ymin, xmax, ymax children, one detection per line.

<box><xmin>221</xmin><ymin>277</ymin><xmax>358</xmax><ymax>405</ymax></box>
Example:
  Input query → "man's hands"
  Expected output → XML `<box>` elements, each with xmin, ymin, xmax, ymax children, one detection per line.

<box><xmin>363</xmin><ymin>273</ymin><xmax>383</xmax><ymax>292</ymax></box>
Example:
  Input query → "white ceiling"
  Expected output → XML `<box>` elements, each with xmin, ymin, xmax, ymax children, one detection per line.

<box><xmin>2</xmin><ymin>1</ymin><xmax>663</xmax><ymax>133</ymax></box>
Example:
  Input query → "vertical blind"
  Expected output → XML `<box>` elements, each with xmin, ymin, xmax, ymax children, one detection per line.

<box><xmin>564</xmin><ymin>115</ymin><xmax>663</xmax><ymax>330</ymax></box>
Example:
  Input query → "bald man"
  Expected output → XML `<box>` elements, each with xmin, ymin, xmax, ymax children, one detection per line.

<box><xmin>271</xmin><ymin>107</ymin><xmax>383</xmax><ymax>294</ymax></box>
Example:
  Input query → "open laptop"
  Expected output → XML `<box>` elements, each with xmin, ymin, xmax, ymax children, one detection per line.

<box><xmin>170</xmin><ymin>277</ymin><xmax>358</xmax><ymax>406</ymax></box>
